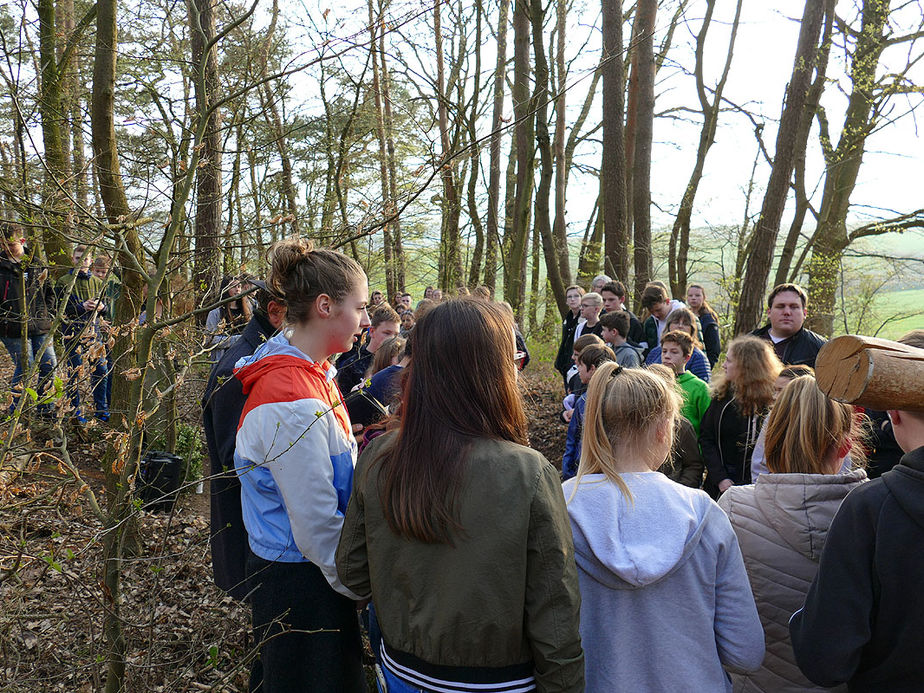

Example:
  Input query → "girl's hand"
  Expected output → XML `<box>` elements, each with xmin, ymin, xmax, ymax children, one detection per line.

<box><xmin>718</xmin><ymin>479</ymin><xmax>733</xmax><ymax>493</ymax></box>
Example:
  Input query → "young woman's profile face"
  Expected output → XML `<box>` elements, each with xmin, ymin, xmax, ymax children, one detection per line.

<box><xmin>723</xmin><ymin>350</ymin><xmax>739</xmax><ymax>382</ymax></box>
<box><xmin>328</xmin><ymin>281</ymin><xmax>371</xmax><ymax>354</ymax></box>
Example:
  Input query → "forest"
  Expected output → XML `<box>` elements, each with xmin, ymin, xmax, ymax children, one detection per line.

<box><xmin>1</xmin><ymin>0</ymin><xmax>923</xmax><ymax>690</ymax></box>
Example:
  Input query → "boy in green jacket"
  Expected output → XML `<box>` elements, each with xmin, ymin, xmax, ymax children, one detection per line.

<box><xmin>660</xmin><ymin>330</ymin><xmax>710</xmax><ymax>435</ymax></box>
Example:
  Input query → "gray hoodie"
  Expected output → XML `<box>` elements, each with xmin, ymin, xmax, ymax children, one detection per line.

<box><xmin>564</xmin><ymin>471</ymin><xmax>765</xmax><ymax>692</ymax></box>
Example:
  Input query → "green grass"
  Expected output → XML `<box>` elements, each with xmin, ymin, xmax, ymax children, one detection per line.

<box><xmin>855</xmin><ymin>288</ymin><xmax>924</xmax><ymax>340</ymax></box>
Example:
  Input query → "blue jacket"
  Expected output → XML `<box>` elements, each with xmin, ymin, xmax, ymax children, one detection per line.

<box><xmin>233</xmin><ymin>333</ymin><xmax>361</xmax><ymax>599</ymax></box>
<box><xmin>646</xmin><ymin>345</ymin><xmax>712</xmax><ymax>382</ymax></box>
<box><xmin>562</xmin><ymin>394</ymin><xmax>586</xmax><ymax>480</ymax></box>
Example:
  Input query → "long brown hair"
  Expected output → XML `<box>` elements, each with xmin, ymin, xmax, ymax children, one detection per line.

<box><xmin>687</xmin><ymin>283</ymin><xmax>718</xmax><ymax>321</ymax></box>
<box><xmin>765</xmin><ymin>376</ymin><xmax>865</xmax><ymax>474</ymax></box>
<box><xmin>712</xmin><ymin>336</ymin><xmax>780</xmax><ymax>416</ymax></box>
<box><xmin>375</xmin><ymin>299</ymin><xmax>528</xmax><ymax>544</ymax></box>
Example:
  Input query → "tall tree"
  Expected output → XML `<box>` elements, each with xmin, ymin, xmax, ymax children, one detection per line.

<box><xmin>668</xmin><ymin>0</ymin><xmax>743</xmax><ymax>298</ymax></box>
<box><xmin>550</xmin><ymin>0</ymin><xmax>573</xmax><ymax>300</ymax></box>
<box><xmin>189</xmin><ymin>0</ymin><xmax>222</xmax><ymax>310</ymax></box>
<box><xmin>631</xmin><ymin>0</ymin><xmax>656</xmax><ymax>304</ymax></box>
<box><xmin>506</xmin><ymin>0</ymin><xmax>533</xmax><ymax>315</ymax></box>
<box><xmin>484</xmin><ymin>0</ymin><xmax>510</xmax><ymax>292</ymax></box>
<box><xmin>530</xmin><ymin>0</ymin><xmax>566</xmax><ymax>314</ymax></box>
<box><xmin>378</xmin><ymin>0</ymin><xmax>405</xmax><ymax>290</ymax></box>
<box><xmin>734</xmin><ymin>0</ymin><xmax>833</xmax><ymax>335</ymax></box>
<box><xmin>601</xmin><ymin>0</ymin><xmax>628</xmax><ymax>281</ymax></box>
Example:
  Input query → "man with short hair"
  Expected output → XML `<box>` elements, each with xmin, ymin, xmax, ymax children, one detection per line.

<box><xmin>790</xmin><ymin>331</ymin><xmax>924</xmax><ymax>690</ymax></box>
<box><xmin>751</xmin><ymin>283</ymin><xmax>826</xmax><ymax>367</ymax></box>
<box><xmin>590</xmin><ymin>274</ymin><xmax>612</xmax><ymax>294</ymax></box>
<box><xmin>640</xmin><ymin>284</ymin><xmax>672</xmax><ymax>356</ymax></box>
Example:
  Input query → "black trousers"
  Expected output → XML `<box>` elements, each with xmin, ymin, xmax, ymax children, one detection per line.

<box><xmin>246</xmin><ymin>552</ymin><xmax>366</xmax><ymax>692</ymax></box>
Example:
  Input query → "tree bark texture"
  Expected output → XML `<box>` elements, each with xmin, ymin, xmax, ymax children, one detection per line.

<box><xmin>806</xmin><ymin>0</ymin><xmax>891</xmax><ymax>337</ymax></box>
<box><xmin>189</xmin><ymin>0</ymin><xmax>222</xmax><ymax>314</ymax></box>
<box><xmin>484</xmin><ymin>0</ymin><xmax>510</xmax><ymax>293</ymax></box>
<box><xmin>631</xmin><ymin>0</ymin><xmax>656</xmax><ymax>307</ymax></box>
<box><xmin>378</xmin><ymin>2</ymin><xmax>405</xmax><ymax>290</ymax></box>
<box><xmin>601</xmin><ymin>0</ymin><xmax>628</xmax><ymax>281</ymax></box>
<box><xmin>734</xmin><ymin>0</ymin><xmax>831</xmax><ymax>335</ymax></box>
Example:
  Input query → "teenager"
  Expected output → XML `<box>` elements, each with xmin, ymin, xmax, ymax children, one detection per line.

<box><xmin>233</xmin><ymin>238</ymin><xmax>369</xmax><ymax>692</ymax></box>
<box><xmin>0</xmin><ymin>222</ymin><xmax>57</xmax><ymax>418</ymax></box>
<box><xmin>700</xmin><ymin>336</ymin><xmax>781</xmax><ymax>498</ymax></box>
<box><xmin>751</xmin><ymin>283</ymin><xmax>826</xmax><ymax>367</ymax></box>
<box><xmin>686</xmin><ymin>283</ymin><xmax>721</xmax><ymax>368</ymax></box>
<box><xmin>562</xmin><ymin>344</ymin><xmax>616</xmax><ymax>480</ymax></box>
<box><xmin>659</xmin><ymin>330</ymin><xmax>711</xmax><ymax>434</ymax></box>
<box><xmin>564</xmin><ymin>363</ymin><xmax>763</xmax><ymax>691</ymax></box>
<box><xmin>337</xmin><ymin>304</ymin><xmax>400</xmax><ymax>394</ymax></box>
<box><xmin>562</xmin><ymin>333</ymin><xmax>605</xmax><ymax>422</ymax></box>
<box><xmin>398</xmin><ymin>310</ymin><xmax>414</xmax><ymax>338</ymax></box>
<box><xmin>600</xmin><ymin>281</ymin><xmax>645</xmax><ymax>343</ymax></box>
<box><xmin>574</xmin><ymin>292</ymin><xmax>603</xmax><ymax>341</ymax></box>
<box><xmin>640</xmin><ymin>284</ymin><xmax>673</xmax><ymax>355</ymax></box>
<box><xmin>57</xmin><ymin>244</ymin><xmax>108</xmax><ymax>423</ymax></box>
<box><xmin>554</xmin><ymin>284</ymin><xmax>585</xmax><ymax>390</ymax></box>
<box><xmin>790</xmin><ymin>330</ymin><xmax>924</xmax><ymax>690</ymax></box>
<box><xmin>337</xmin><ymin>299</ymin><xmax>584</xmax><ymax>692</ymax></box>
<box><xmin>645</xmin><ymin>307</ymin><xmax>712</xmax><ymax>382</ymax></box>
<box><xmin>750</xmin><ymin>364</ymin><xmax>817</xmax><ymax>481</ymax></box>
<box><xmin>647</xmin><ymin>364</ymin><xmax>706</xmax><ymax>489</ymax></box>
<box><xmin>719</xmin><ymin>376</ymin><xmax>867</xmax><ymax>693</ymax></box>
<box><xmin>205</xmin><ymin>276</ymin><xmax>252</xmax><ymax>363</ymax></box>
<box><xmin>598</xmin><ymin>310</ymin><xmax>643</xmax><ymax>368</ymax></box>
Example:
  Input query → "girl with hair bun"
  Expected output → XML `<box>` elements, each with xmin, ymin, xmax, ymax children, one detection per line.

<box><xmin>564</xmin><ymin>363</ymin><xmax>764</xmax><ymax>691</ymax></box>
<box><xmin>233</xmin><ymin>237</ymin><xmax>370</xmax><ymax>692</ymax></box>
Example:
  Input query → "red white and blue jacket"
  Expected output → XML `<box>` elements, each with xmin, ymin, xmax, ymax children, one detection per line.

<box><xmin>234</xmin><ymin>333</ymin><xmax>361</xmax><ymax>599</ymax></box>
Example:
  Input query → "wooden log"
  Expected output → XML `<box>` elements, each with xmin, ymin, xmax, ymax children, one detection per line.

<box><xmin>815</xmin><ymin>335</ymin><xmax>924</xmax><ymax>412</ymax></box>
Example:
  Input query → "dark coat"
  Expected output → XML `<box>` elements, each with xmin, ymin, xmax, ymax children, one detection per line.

<box><xmin>699</xmin><ymin>311</ymin><xmax>721</xmax><ymax>368</ymax></box>
<box><xmin>0</xmin><ymin>251</ymin><xmax>54</xmax><ymax>338</ymax></box>
<box><xmin>790</xmin><ymin>446</ymin><xmax>924</xmax><ymax>691</ymax></box>
<box><xmin>751</xmin><ymin>324</ymin><xmax>827</xmax><ymax>367</ymax></box>
<box><xmin>554</xmin><ymin>310</ymin><xmax>581</xmax><ymax>376</ymax></box>
<box><xmin>336</xmin><ymin>344</ymin><xmax>373</xmax><ymax>395</ymax></box>
<box><xmin>660</xmin><ymin>417</ymin><xmax>705</xmax><ymax>488</ymax></box>
<box><xmin>202</xmin><ymin>311</ymin><xmax>276</xmax><ymax>600</ymax></box>
<box><xmin>699</xmin><ymin>392</ymin><xmax>767</xmax><ymax>496</ymax></box>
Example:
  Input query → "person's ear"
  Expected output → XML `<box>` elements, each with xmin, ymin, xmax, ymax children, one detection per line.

<box><xmin>315</xmin><ymin>293</ymin><xmax>332</xmax><ymax>318</ymax></box>
<box><xmin>684</xmin><ymin>353</ymin><xmax>692</xmax><ymax>364</ymax></box>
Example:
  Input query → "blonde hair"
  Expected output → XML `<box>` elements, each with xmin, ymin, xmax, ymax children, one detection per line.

<box><xmin>577</xmin><ymin>363</ymin><xmax>682</xmax><ymax>501</ymax></box>
<box><xmin>581</xmin><ymin>292</ymin><xmax>603</xmax><ymax>308</ymax></box>
<box><xmin>712</xmin><ymin>336</ymin><xmax>781</xmax><ymax>416</ymax></box>
<box><xmin>765</xmin><ymin>376</ymin><xmax>865</xmax><ymax>474</ymax></box>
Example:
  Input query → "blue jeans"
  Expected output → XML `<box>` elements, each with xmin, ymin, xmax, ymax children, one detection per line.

<box><xmin>62</xmin><ymin>335</ymin><xmax>108</xmax><ymax>418</ymax></box>
<box><xmin>0</xmin><ymin>333</ymin><xmax>57</xmax><ymax>413</ymax></box>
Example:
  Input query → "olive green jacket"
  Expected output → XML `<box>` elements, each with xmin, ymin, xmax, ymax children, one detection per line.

<box><xmin>337</xmin><ymin>434</ymin><xmax>584</xmax><ymax>692</ymax></box>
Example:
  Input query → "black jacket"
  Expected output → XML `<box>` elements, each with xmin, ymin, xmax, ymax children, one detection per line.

<box><xmin>790</xmin><ymin>446</ymin><xmax>924</xmax><ymax>691</ymax></box>
<box><xmin>0</xmin><ymin>251</ymin><xmax>54</xmax><ymax>338</ymax></box>
<box><xmin>336</xmin><ymin>344</ymin><xmax>373</xmax><ymax>394</ymax></box>
<box><xmin>699</xmin><ymin>392</ymin><xmax>767</xmax><ymax>495</ymax></box>
<box><xmin>699</xmin><ymin>311</ymin><xmax>721</xmax><ymax>368</ymax></box>
<box><xmin>751</xmin><ymin>324</ymin><xmax>827</xmax><ymax>367</ymax></box>
<box><xmin>554</xmin><ymin>310</ymin><xmax>581</xmax><ymax>376</ymax></box>
<box><xmin>202</xmin><ymin>311</ymin><xmax>276</xmax><ymax>600</ymax></box>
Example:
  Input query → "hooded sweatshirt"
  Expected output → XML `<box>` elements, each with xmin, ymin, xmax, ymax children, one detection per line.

<box><xmin>564</xmin><ymin>471</ymin><xmax>764</xmax><ymax>692</ymax></box>
<box><xmin>234</xmin><ymin>332</ymin><xmax>361</xmax><ymax>599</ymax></box>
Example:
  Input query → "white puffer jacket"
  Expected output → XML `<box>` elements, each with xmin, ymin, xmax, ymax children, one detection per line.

<box><xmin>718</xmin><ymin>470</ymin><xmax>867</xmax><ymax>692</ymax></box>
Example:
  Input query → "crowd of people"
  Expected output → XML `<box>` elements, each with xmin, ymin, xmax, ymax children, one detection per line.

<box><xmin>4</xmin><ymin>219</ymin><xmax>922</xmax><ymax>692</ymax></box>
<box><xmin>194</xmin><ymin>243</ymin><xmax>924</xmax><ymax>693</ymax></box>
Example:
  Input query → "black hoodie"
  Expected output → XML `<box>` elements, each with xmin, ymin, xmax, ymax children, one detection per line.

<box><xmin>790</xmin><ymin>446</ymin><xmax>924</xmax><ymax>691</ymax></box>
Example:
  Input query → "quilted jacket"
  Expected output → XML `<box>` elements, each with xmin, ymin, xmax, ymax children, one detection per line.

<box><xmin>718</xmin><ymin>470</ymin><xmax>867</xmax><ymax>692</ymax></box>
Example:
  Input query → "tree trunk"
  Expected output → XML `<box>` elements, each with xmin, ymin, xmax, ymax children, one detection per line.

<box><xmin>506</xmin><ymin>0</ymin><xmax>533</xmax><ymax>317</ymax></box>
<box><xmin>37</xmin><ymin>0</ymin><xmax>72</xmax><ymax>266</ymax></box>
<box><xmin>806</xmin><ymin>0</ymin><xmax>891</xmax><ymax>337</ymax></box>
<box><xmin>368</xmin><ymin>0</ymin><xmax>395</xmax><ymax>298</ymax></box>
<box><xmin>601</xmin><ymin>0</ymin><xmax>628</xmax><ymax>282</ymax></box>
<box><xmin>734</xmin><ymin>0</ymin><xmax>832</xmax><ymax>335</ymax></box>
<box><xmin>631</xmin><ymin>0</ymin><xmax>656</xmax><ymax>306</ymax></box>
<box><xmin>774</xmin><ymin>3</ymin><xmax>836</xmax><ymax>287</ymax></box>
<box><xmin>434</xmin><ymin>1</ymin><xmax>462</xmax><ymax>290</ymax></box>
<box><xmin>668</xmin><ymin>0</ymin><xmax>743</xmax><ymax>298</ymax></box>
<box><xmin>550</xmin><ymin>0</ymin><xmax>572</xmax><ymax>295</ymax></box>
<box><xmin>484</xmin><ymin>0</ymin><xmax>510</xmax><ymax>293</ymax></box>
<box><xmin>189</xmin><ymin>0</ymin><xmax>222</xmax><ymax>314</ymax></box>
<box><xmin>378</xmin><ymin>1</ymin><xmax>405</xmax><ymax>289</ymax></box>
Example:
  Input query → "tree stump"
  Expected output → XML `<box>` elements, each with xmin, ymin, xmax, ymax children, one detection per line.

<box><xmin>815</xmin><ymin>335</ymin><xmax>924</xmax><ymax>412</ymax></box>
